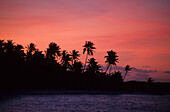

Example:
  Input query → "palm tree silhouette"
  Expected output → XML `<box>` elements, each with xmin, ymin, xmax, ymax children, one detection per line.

<box><xmin>111</xmin><ymin>71</ymin><xmax>123</xmax><ymax>83</ymax></box>
<box><xmin>27</xmin><ymin>43</ymin><xmax>36</xmax><ymax>52</ymax></box>
<box><xmin>70</xmin><ymin>50</ymin><xmax>80</xmax><ymax>65</ymax></box>
<box><xmin>83</xmin><ymin>41</ymin><xmax>96</xmax><ymax>70</ymax></box>
<box><xmin>124</xmin><ymin>65</ymin><xmax>132</xmax><ymax>81</ymax></box>
<box><xmin>46</xmin><ymin>42</ymin><xmax>61</xmax><ymax>63</ymax></box>
<box><xmin>32</xmin><ymin>50</ymin><xmax>45</xmax><ymax>63</ymax></box>
<box><xmin>61</xmin><ymin>50</ymin><xmax>71</xmax><ymax>71</ymax></box>
<box><xmin>87</xmin><ymin>58</ymin><xmax>101</xmax><ymax>74</ymax></box>
<box><xmin>15</xmin><ymin>44</ymin><xmax>25</xmax><ymax>59</ymax></box>
<box><xmin>5</xmin><ymin>40</ymin><xmax>15</xmax><ymax>55</ymax></box>
<box><xmin>147</xmin><ymin>77</ymin><xmax>154</xmax><ymax>84</ymax></box>
<box><xmin>72</xmin><ymin>61</ymin><xmax>83</xmax><ymax>73</ymax></box>
<box><xmin>0</xmin><ymin>40</ymin><xmax>5</xmax><ymax>54</ymax></box>
<box><xmin>104</xmin><ymin>50</ymin><xmax>118</xmax><ymax>74</ymax></box>
<box><xmin>26</xmin><ymin>43</ymin><xmax>36</xmax><ymax>62</ymax></box>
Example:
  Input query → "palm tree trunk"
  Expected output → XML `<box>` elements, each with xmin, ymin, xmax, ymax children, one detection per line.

<box><xmin>105</xmin><ymin>65</ymin><xmax>110</xmax><ymax>74</ymax></box>
<box><xmin>124</xmin><ymin>70</ymin><xmax>127</xmax><ymax>81</ymax></box>
<box><xmin>109</xmin><ymin>65</ymin><xmax>112</xmax><ymax>75</ymax></box>
<box><xmin>72</xmin><ymin>58</ymin><xmax>74</xmax><ymax>65</ymax></box>
<box><xmin>84</xmin><ymin>53</ymin><xmax>88</xmax><ymax>70</ymax></box>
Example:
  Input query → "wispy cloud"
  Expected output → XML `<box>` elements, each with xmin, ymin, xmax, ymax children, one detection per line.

<box><xmin>99</xmin><ymin>65</ymin><xmax>158</xmax><ymax>81</ymax></box>
<box><xmin>163</xmin><ymin>71</ymin><xmax>170</xmax><ymax>74</ymax></box>
<box><xmin>131</xmin><ymin>67</ymin><xmax>157</xmax><ymax>73</ymax></box>
<box><xmin>142</xmin><ymin>65</ymin><xmax>151</xmax><ymax>68</ymax></box>
<box><xmin>100</xmin><ymin>65</ymin><xmax>157</xmax><ymax>73</ymax></box>
<box><xmin>127</xmin><ymin>73</ymin><xmax>150</xmax><ymax>81</ymax></box>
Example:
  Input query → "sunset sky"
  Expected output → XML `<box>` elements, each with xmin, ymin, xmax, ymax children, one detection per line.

<box><xmin>0</xmin><ymin>0</ymin><xmax>170</xmax><ymax>82</ymax></box>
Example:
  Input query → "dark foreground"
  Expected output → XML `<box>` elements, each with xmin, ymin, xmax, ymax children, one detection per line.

<box><xmin>1</xmin><ymin>81</ymin><xmax>170</xmax><ymax>96</ymax></box>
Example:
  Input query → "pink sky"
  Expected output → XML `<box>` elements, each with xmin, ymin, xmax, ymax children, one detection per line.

<box><xmin>0</xmin><ymin>0</ymin><xmax>170</xmax><ymax>81</ymax></box>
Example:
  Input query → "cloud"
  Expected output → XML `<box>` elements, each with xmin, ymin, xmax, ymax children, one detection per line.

<box><xmin>100</xmin><ymin>65</ymin><xmax>157</xmax><ymax>73</ymax></box>
<box><xmin>91</xmin><ymin>64</ymin><xmax>160</xmax><ymax>81</ymax></box>
<box><xmin>132</xmin><ymin>67</ymin><xmax>157</xmax><ymax>73</ymax></box>
<box><xmin>134</xmin><ymin>73</ymin><xmax>149</xmax><ymax>77</ymax></box>
<box><xmin>163</xmin><ymin>71</ymin><xmax>170</xmax><ymax>74</ymax></box>
<box><xmin>100</xmin><ymin>65</ymin><xmax>124</xmax><ymax>71</ymax></box>
<box><xmin>126</xmin><ymin>73</ymin><xmax>150</xmax><ymax>81</ymax></box>
<box><xmin>142</xmin><ymin>65</ymin><xmax>151</xmax><ymax>68</ymax></box>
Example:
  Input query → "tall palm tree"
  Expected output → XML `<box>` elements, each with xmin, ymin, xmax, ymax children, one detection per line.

<box><xmin>104</xmin><ymin>50</ymin><xmax>118</xmax><ymax>74</ymax></box>
<box><xmin>83</xmin><ymin>41</ymin><xmax>96</xmax><ymax>70</ymax></box>
<box><xmin>46</xmin><ymin>42</ymin><xmax>61</xmax><ymax>62</ymax></box>
<box><xmin>70</xmin><ymin>50</ymin><xmax>80</xmax><ymax>65</ymax></box>
<box><xmin>124</xmin><ymin>65</ymin><xmax>132</xmax><ymax>81</ymax></box>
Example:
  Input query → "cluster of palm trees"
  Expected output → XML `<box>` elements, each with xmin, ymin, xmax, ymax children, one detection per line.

<box><xmin>82</xmin><ymin>41</ymin><xmax>132</xmax><ymax>80</ymax></box>
<box><xmin>0</xmin><ymin>39</ymin><xmax>133</xmax><ymax>90</ymax></box>
<box><xmin>0</xmin><ymin>39</ymin><xmax>132</xmax><ymax>78</ymax></box>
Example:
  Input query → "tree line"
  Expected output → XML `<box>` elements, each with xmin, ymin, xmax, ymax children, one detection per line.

<box><xmin>2</xmin><ymin>39</ymin><xmax>163</xmax><ymax>92</ymax></box>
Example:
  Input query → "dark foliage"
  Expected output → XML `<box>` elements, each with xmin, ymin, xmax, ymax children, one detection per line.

<box><xmin>0</xmin><ymin>40</ymin><xmax>169</xmax><ymax>94</ymax></box>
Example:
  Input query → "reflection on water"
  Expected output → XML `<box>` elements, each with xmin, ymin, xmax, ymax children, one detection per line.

<box><xmin>0</xmin><ymin>93</ymin><xmax>170</xmax><ymax>112</ymax></box>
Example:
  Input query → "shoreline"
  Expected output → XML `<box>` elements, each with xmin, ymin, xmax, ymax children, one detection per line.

<box><xmin>1</xmin><ymin>89</ymin><xmax>170</xmax><ymax>96</ymax></box>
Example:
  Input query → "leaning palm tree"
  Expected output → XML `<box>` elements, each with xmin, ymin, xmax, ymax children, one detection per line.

<box><xmin>104</xmin><ymin>50</ymin><xmax>118</xmax><ymax>74</ymax></box>
<box><xmin>83</xmin><ymin>41</ymin><xmax>96</xmax><ymax>70</ymax></box>
<box><xmin>124</xmin><ymin>65</ymin><xmax>132</xmax><ymax>81</ymax></box>
<box><xmin>70</xmin><ymin>50</ymin><xmax>80</xmax><ymax>65</ymax></box>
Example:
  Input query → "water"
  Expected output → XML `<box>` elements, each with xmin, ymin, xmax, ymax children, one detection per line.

<box><xmin>0</xmin><ymin>92</ymin><xmax>170</xmax><ymax>112</ymax></box>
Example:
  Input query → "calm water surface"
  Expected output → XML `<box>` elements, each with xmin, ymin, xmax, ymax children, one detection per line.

<box><xmin>0</xmin><ymin>92</ymin><xmax>170</xmax><ymax>112</ymax></box>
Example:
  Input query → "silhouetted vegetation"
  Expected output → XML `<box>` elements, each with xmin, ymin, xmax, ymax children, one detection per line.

<box><xmin>0</xmin><ymin>40</ymin><xmax>170</xmax><ymax>94</ymax></box>
<box><xmin>124</xmin><ymin>65</ymin><xmax>132</xmax><ymax>81</ymax></box>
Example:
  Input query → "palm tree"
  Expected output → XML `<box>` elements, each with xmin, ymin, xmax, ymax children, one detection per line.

<box><xmin>46</xmin><ymin>42</ymin><xmax>61</xmax><ymax>63</ymax></box>
<box><xmin>0</xmin><ymin>40</ymin><xmax>5</xmax><ymax>54</ymax></box>
<box><xmin>70</xmin><ymin>50</ymin><xmax>80</xmax><ymax>65</ymax></box>
<box><xmin>27</xmin><ymin>43</ymin><xmax>36</xmax><ymax>53</ymax></box>
<box><xmin>111</xmin><ymin>71</ymin><xmax>123</xmax><ymax>83</ymax></box>
<box><xmin>147</xmin><ymin>77</ymin><xmax>154</xmax><ymax>84</ymax></box>
<box><xmin>87</xmin><ymin>58</ymin><xmax>101</xmax><ymax>74</ymax></box>
<box><xmin>32</xmin><ymin>50</ymin><xmax>45</xmax><ymax>63</ymax></box>
<box><xmin>104</xmin><ymin>50</ymin><xmax>118</xmax><ymax>74</ymax></box>
<box><xmin>5</xmin><ymin>40</ymin><xmax>15</xmax><ymax>55</ymax></box>
<box><xmin>26</xmin><ymin>43</ymin><xmax>36</xmax><ymax>62</ymax></box>
<box><xmin>72</xmin><ymin>61</ymin><xmax>83</xmax><ymax>73</ymax></box>
<box><xmin>83</xmin><ymin>41</ymin><xmax>96</xmax><ymax>70</ymax></box>
<box><xmin>124</xmin><ymin>65</ymin><xmax>132</xmax><ymax>81</ymax></box>
<box><xmin>15</xmin><ymin>44</ymin><xmax>25</xmax><ymax>59</ymax></box>
<box><xmin>61</xmin><ymin>50</ymin><xmax>71</xmax><ymax>71</ymax></box>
